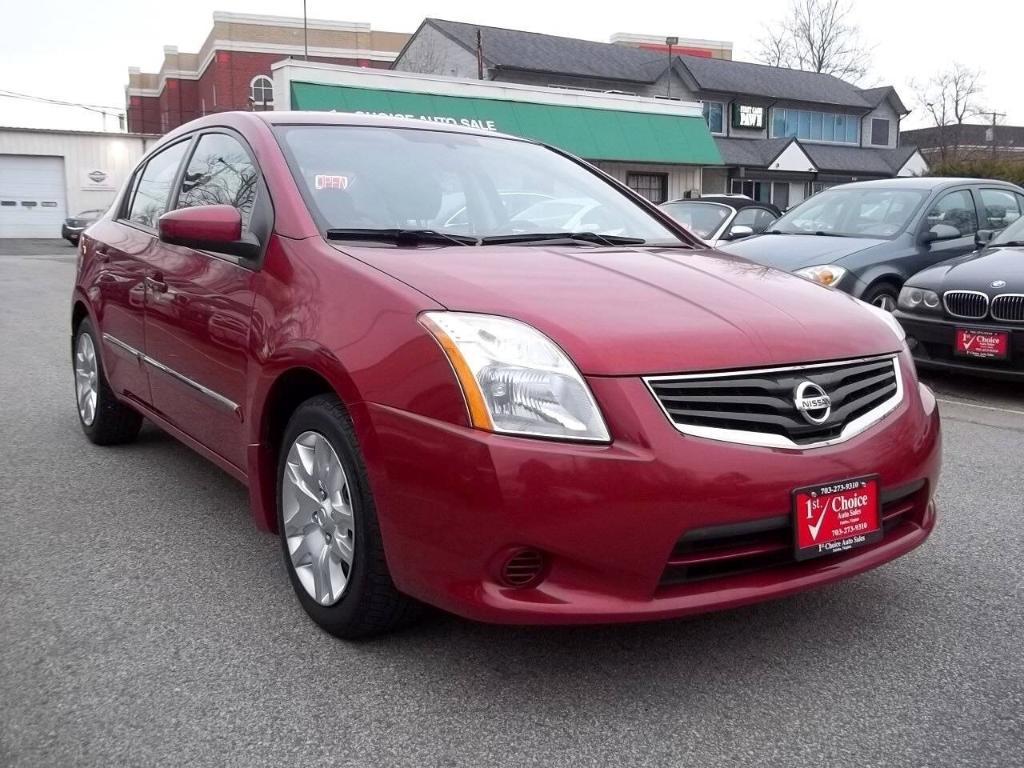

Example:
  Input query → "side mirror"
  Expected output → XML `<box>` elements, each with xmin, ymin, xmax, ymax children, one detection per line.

<box><xmin>725</xmin><ymin>224</ymin><xmax>755</xmax><ymax>241</ymax></box>
<box><xmin>975</xmin><ymin>229</ymin><xmax>995</xmax><ymax>247</ymax></box>
<box><xmin>158</xmin><ymin>205</ymin><xmax>259</xmax><ymax>259</ymax></box>
<box><xmin>920</xmin><ymin>223</ymin><xmax>961</xmax><ymax>244</ymax></box>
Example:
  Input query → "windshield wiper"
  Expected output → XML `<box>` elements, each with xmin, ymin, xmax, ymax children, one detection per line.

<box><xmin>325</xmin><ymin>228</ymin><xmax>478</xmax><ymax>246</ymax></box>
<box><xmin>995</xmin><ymin>240</ymin><xmax>1024</xmax><ymax>248</ymax></box>
<box><xmin>479</xmin><ymin>231</ymin><xmax>647</xmax><ymax>246</ymax></box>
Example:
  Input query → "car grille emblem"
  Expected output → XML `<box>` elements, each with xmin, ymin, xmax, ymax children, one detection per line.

<box><xmin>991</xmin><ymin>280</ymin><xmax>1007</xmax><ymax>289</ymax></box>
<box><xmin>793</xmin><ymin>381</ymin><xmax>832</xmax><ymax>425</ymax></box>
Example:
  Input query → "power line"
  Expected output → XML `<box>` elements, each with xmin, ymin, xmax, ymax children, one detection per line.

<box><xmin>0</xmin><ymin>88</ymin><xmax>124</xmax><ymax>117</ymax></box>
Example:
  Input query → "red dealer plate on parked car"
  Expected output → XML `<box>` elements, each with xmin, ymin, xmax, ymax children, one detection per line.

<box><xmin>793</xmin><ymin>477</ymin><xmax>882</xmax><ymax>561</ymax></box>
<box><xmin>955</xmin><ymin>328</ymin><xmax>1009</xmax><ymax>360</ymax></box>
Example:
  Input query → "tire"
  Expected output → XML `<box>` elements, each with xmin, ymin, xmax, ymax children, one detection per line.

<box><xmin>862</xmin><ymin>280</ymin><xmax>900</xmax><ymax>313</ymax></box>
<box><xmin>277</xmin><ymin>394</ymin><xmax>421</xmax><ymax>639</ymax></box>
<box><xmin>73</xmin><ymin>318</ymin><xmax>143</xmax><ymax>445</ymax></box>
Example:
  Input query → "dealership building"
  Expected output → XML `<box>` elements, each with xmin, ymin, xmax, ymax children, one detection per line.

<box><xmin>391</xmin><ymin>19</ymin><xmax>927</xmax><ymax>206</ymax></box>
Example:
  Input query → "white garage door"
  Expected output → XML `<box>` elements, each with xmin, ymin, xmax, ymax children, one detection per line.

<box><xmin>0</xmin><ymin>155</ymin><xmax>68</xmax><ymax>238</ymax></box>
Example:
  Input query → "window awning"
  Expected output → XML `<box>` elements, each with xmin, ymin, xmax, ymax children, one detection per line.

<box><xmin>289</xmin><ymin>81</ymin><xmax>722</xmax><ymax>166</ymax></box>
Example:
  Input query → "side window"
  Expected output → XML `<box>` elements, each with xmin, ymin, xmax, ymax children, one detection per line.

<box><xmin>732</xmin><ymin>207</ymin><xmax>760</xmax><ymax>229</ymax></box>
<box><xmin>925</xmin><ymin>190</ymin><xmax>978</xmax><ymax>237</ymax></box>
<box><xmin>178</xmin><ymin>133</ymin><xmax>259</xmax><ymax>228</ymax></box>
<box><xmin>979</xmin><ymin>188</ymin><xmax>1023</xmax><ymax>230</ymax></box>
<box><xmin>126</xmin><ymin>141</ymin><xmax>190</xmax><ymax>229</ymax></box>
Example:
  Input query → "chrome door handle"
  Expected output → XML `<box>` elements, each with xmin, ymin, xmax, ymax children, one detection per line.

<box><xmin>145</xmin><ymin>275</ymin><xmax>168</xmax><ymax>293</ymax></box>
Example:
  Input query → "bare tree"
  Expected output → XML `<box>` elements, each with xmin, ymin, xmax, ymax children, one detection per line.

<box><xmin>756</xmin><ymin>0</ymin><xmax>871</xmax><ymax>82</ymax></box>
<box><xmin>912</xmin><ymin>64</ymin><xmax>985</xmax><ymax>162</ymax></box>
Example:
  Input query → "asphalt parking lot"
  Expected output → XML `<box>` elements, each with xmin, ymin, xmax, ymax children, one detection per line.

<box><xmin>1</xmin><ymin>242</ymin><xmax>1022</xmax><ymax>768</ymax></box>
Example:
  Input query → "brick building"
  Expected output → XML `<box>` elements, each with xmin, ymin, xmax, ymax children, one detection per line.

<box><xmin>125</xmin><ymin>12</ymin><xmax>409</xmax><ymax>134</ymax></box>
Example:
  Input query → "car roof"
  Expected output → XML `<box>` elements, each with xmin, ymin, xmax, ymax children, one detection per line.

<box><xmin>834</xmin><ymin>177</ymin><xmax>1023</xmax><ymax>192</ymax></box>
<box><xmin>664</xmin><ymin>196</ymin><xmax>780</xmax><ymax>212</ymax></box>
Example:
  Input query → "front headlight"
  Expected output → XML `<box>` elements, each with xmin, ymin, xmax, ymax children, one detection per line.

<box><xmin>897</xmin><ymin>286</ymin><xmax>940</xmax><ymax>312</ymax></box>
<box><xmin>795</xmin><ymin>264</ymin><xmax>847</xmax><ymax>287</ymax></box>
<box><xmin>420</xmin><ymin>312</ymin><xmax>610</xmax><ymax>442</ymax></box>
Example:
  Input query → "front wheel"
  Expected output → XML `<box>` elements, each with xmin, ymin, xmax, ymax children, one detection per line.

<box><xmin>862</xmin><ymin>281</ymin><xmax>900</xmax><ymax>313</ymax></box>
<box><xmin>277</xmin><ymin>394</ymin><xmax>421</xmax><ymax>639</ymax></box>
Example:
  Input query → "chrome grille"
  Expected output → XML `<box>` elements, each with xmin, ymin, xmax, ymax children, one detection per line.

<box><xmin>645</xmin><ymin>355</ymin><xmax>902</xmax><ymax>449</ymax></box>
<box><xmin>943</xmin><ymin>290</ymin><xmax>989</xmax><ymax>319</ymax></box>
<box><xmin>991</xmin><ymin>294</ymin><xmax>1024</xmax><ymax>323</ymax></box>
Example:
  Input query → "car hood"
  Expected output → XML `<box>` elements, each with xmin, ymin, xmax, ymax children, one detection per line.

<box><xmin>718</xmin><ymin>233</ymin><xmax>887</xmax><ymax>271</ymax></box>
<box><xmin>909</xmin><ymin>245</ymin><xmax>1024</xmax><ymax>292</ymax></box>
<box><xmin>339</xmin><ymin>244</ymin><xmax>902</xmax><ymax>376</ymax></box>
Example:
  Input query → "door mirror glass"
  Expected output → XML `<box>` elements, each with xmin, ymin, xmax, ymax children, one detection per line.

<box><xmin>726</xmin><ymin>224</ymin><xmax>755</xmax><ymax>240</ymax></box>
<box><xmin>921</xmin><ymin>223</ymin><xmax>961</xmax><ymax>244</ymax></box>
<box><xmin>158</xmin><ymin>204</ymin><xmax>257</xmax><ymax>258</ymax></box>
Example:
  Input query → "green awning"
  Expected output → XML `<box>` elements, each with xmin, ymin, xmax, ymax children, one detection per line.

<box><xmin>289</xmin><ymin>81</ymin><xmax>722</xmax><ymax>165</ymax></box>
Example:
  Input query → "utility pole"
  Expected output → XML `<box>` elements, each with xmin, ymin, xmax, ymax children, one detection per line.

<box><xmin>303</xmin><ymin>0</ymin><xmax>309</xmax><ymax>60</ymax></box>
<box><xmin>476</xmin><ymin>29</ymin><xmax>484</xmax><ymax>79</ymax></box>
<box><xmin>665</xmin><ymin>37</ymin><xmax>678</xmax><ymax>99</ymax></box>
<box><xmin>982</xmin><ymin>110</ymin><xmax>1006</xmax><ymax>159</ymax></box>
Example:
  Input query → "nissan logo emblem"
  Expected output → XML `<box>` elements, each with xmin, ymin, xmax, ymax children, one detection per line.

<box><xmin>794</xmin><ymin>381</ymin><xmax>832</xmax><ymax>425</ymax></box>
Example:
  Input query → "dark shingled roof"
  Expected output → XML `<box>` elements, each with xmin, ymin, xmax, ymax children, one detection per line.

<box><xmin>715</xmin><ymin>137</ymin><xmax>922</xmax><ymax>175</ymax></box>
<box><xmin>422</xmin><ymin>19</ymin><xmax>888</xmax><ymax>109</ymax></box>
<box><xmin>680</xmin><ymin>55</ymin><xmax>871</xmax><ymax>109</ymax></box>
<box><xmin>857</xmin><ymin>86</ymin><xmax>909</xmax><ymax>116</ymax></box>
<box><xmin>715</xmin><ymin>137</ymin><xmax>795</xmax><ymax>167</ymax></box>
<box><xmin>427</xmin><ymin>18</ymin><xmax>666</xmax><ymax>82</ymax></box>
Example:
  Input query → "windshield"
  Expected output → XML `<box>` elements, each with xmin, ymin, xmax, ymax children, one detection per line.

<box><xmin>772</xmin><ymin>187</ymin><xmax>927</xmax><ymax>239</ymax></box>
<box><xmin>274</xmin><ymin>125</ymin><xmax>684</xmax><ymax>245</ymax></box>
<box><xmin>660</xmin><ymin>202</ymin><xmax>731</xmax><ymax>239</ymax></box>
<box><xmin>991</xmin><ymin>215</ymin><xmax>1024</xmax><ymax>246</ymax></box>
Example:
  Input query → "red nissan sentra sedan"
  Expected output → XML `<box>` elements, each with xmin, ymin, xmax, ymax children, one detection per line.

<box><xmin>71</xmin><ymin>112</ymin><xmax>940</xmax><ymax>638</ymax></box>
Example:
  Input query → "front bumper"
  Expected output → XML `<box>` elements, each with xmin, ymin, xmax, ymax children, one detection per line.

<box><xmin>357</xmin><ymin>351</ymin><xmax>941</xmax><ymax>625</ymax></box>
<box><xmin>61</xmin><ymin>224</ymin><xmax>85</xmax><ymax>241</ymax></box>
<box><xmin>895</xmin><ymin>310</ymin><xmax>1024</xmax><ymax>381</ymax></box>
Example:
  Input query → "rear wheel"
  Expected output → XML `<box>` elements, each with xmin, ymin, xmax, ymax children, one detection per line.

<box><xmin>277</xmin><ymin>394</ymin><xmax>421</xmax><ymax>639</ymax></box>
<box><xmin>73</xmin><ymin>318</ymin><xmax>142</xmax><ymax>445</ymax></box>
<box><xmin>862</xmin><ymin>281</ymin><xmax>900</xmax><ymax>313</ymax></box>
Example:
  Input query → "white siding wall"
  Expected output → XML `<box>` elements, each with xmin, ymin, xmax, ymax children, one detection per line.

<box><xmin>862</xmin><ymin>101</ymin><xmax>899</xmax><ymax>149</ymax></box>
<box><xmin>592</xmin><ymin>162</ymin><xmax>703</xmax><ymax>200</ymax></box>
<box><xmin>0</xmin><ymin>130</ymin><xmax>156</xmax><ymax>225</ymax></box>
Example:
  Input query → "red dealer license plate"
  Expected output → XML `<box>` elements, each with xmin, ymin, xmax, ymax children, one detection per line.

<box><xmin>793</xmin><ymin>476</ymin><xmax>882</xmax><ymax>561</ymax></box>
<box><xmin>955</xmin><ymin>328</ymin><xmax>1009</xmax><ymax>360</ymax></box>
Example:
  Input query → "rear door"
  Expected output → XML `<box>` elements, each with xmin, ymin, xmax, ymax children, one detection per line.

<box><xmin>142</xmin><ymin>131</ymin><xmax>264</xmax><ymax>471</ymax></box>
<box><xmin>91</xmin><ymin>139</ymin><xmax>192</xmax><ymax>405</ymax></box>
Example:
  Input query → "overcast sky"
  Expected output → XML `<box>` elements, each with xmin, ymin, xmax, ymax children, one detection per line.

<box><xmin>1</xmin><ymin>0</ymin><xmax>1019</xmax><ymax>133</ymax></box>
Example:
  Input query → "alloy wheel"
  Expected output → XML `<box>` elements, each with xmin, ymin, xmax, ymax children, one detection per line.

<box><xmin>282</xmin><ymin>431</ymin><xmax>355</xmax><ymax>606</ymax></box>
<box><xmin>74</xmin><ymin>332</ymin><xmax>99</xmax><ymax>426</ymax></box>
<box><xmin>873</xmin><ymin>294</ymin><xmax>896</xmax><ymax>312</ymax></box>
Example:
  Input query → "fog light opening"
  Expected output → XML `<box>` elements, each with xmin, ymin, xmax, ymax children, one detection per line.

<box><xmin>499</xmin><ymin>547</ymin><xmax>547</xmax><ymax>588</ymax></box>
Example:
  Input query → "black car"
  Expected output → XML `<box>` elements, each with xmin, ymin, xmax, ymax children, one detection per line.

<box><xmin>895</xmin><ymin>216</ymin><xmax>1024</xmax><ymax>380</ymax></box>
<box><xmin>61</xmin><ymin>208</ymin><xmax>105</xmax><ymax>245</ymax></box>
<box><xmin>660</xmin><ymin>195</ymin><xmax>780</xmax><ymax>248</ymax></box>
<box><xmin>719</xmin><ymin>178</ymin><xmax>1024</xmax><ymax>311</ymax></box>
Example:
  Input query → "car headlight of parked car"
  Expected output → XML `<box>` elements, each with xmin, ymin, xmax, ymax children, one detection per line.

<box><xmin>420</xmin><ymin>311</ymin><xmax>610</xmax><ymax>442</ymax></box>
<box><xmin>897</xmin><ymin>286</ymin><xmax>941</xmax><ymax>312</ymax></box>
<box><xmin>795</xmin><ymin>265</ymin><xmax>847</xmax><ymax>288</ymax></box>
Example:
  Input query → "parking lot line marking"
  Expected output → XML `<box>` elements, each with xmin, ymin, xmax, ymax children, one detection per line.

<box><xmin>936</xmin><ymin>397</ymin><xmax>1024</xmax><ymax>417</ymax></box>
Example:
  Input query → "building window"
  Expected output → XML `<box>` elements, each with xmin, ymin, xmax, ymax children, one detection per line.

<box><xmin>730</xmin><ymin>179</ymin><xmax>772</xmax><ymax>204</ymax></box>
<box><xmin>871</xmin><ymin>118</ymin><xmax>890</xmax><ymax>146</ymax></box>
<box><xmin>249</xmin><ymin>75</ymin><xmax>274</xmax><ymax>109</ymax></box>
<box><xmin>772</xmin><ymin>108</ymin><xmax>860</xmax><ymax>144</ymax></box>
<box><xmin>702</xmin><ymin>102</ymin><xmax>724</xmax><ymax>134</ymax></box>
<box><xmin>627</xmin><ymin>172</ymin><xmax>668</xmax><ymax>203</ymax></box>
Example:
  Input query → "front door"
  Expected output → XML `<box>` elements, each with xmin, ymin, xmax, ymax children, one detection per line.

<box><xmin>143</xmin><ymin>131</ymin><xmax>261</xmax><ymax>471</ymax></box>
<box><xmin>94</xmin><ymin>139</ymin><xmax>192</xmax><ymax>405</ymax></box>
<box><xmin>917</xmin><ymin>188</ymin><xmax>980</xmax><ymax>269</ymax></box>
